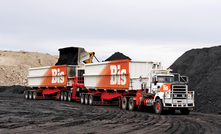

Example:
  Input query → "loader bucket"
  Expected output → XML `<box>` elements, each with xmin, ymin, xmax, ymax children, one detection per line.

<box><xmin>55</xmin><ymin>47</ymin><xmax>89</xmax><ymax>65</ymax></box>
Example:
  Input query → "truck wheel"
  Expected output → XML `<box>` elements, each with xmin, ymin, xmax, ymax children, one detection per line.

<box><xmin>180</xmin><ymin>108</ymin><xmax>190</xmax><ymax>115</ymax></box>
<box><xmin>85</xmin><ymin>94</ymin><xmax>89</xmax><ymax>105</ymax></box>
<box><xmin>128</xmin><ymin>97</ymin><xmax>137</xmax><ymax>111</ymax></box>
<box><xmin>155</xmin><ymin>99</ymin><xmax>164</xmax><ymax>114</ymax></box>
<box><xmin>80</xmin><ymin>94</ymin><xmax>85</xmax><ymax>104</ymax></box>
<box><xmin>60</xmin><ymin>92</ymin><xmax>64</xmax><ymax>101</ymax></box>
<box><xmin>64</xmin><ymin>92</ymin><xmax>67</xmax><ymax>101</ymax></box>
<box><xmin>68</xmin><ymin>92</ymin><xmax>72</xmax><ymax>102</ymax></box>
<box><xmin>29</xmin><ymin>91</ymin><xmax>33</xmax><ymax>100</ymax></box>
<box><xmin>33</xmin><ymin>91</ymin><xmax>37</xmax><ymax>100</ymax></box>
<box><xmin>89</xmin><ymin>94</ymin><xmax>95</xmax><ymax>105</ymax></box>
<box><xmin>122</xmin><ymin>97</ymin><xmax>128</xmax><ymax>110</ymax></box>
<box><xmin>24</xmin><ymin>91</ymin><xmax>29</xmax><ymax>99</ymax></box>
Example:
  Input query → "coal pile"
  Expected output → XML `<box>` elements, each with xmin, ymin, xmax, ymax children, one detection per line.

<box><xmin>170</xmin><ymin>46</ymin><xmax>221</xmax><ymax>114</ymax></box>
<box><xmin>105</xmin><ymin>52</ymin><xmax>131</xmax><ymax>61</ymax></box>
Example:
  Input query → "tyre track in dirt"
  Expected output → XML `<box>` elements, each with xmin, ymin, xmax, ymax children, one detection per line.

<box><xmin>0</xmin><ymin>95</ymin><xmax>221</xmax><ymax>134</ymax></box>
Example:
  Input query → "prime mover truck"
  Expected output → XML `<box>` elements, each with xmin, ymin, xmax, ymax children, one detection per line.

<box><xmin>24</xmin><ymin>47</ymin><xmax>195</xmax><ymax>115</ymax></box>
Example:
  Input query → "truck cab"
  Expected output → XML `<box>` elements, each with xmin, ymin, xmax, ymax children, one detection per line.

<box><xmin>149</xmin><ymin>69</ymin><xmax>195</xmax><ymax>114</ymax></box>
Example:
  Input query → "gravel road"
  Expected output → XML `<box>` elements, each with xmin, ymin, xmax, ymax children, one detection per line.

<box><xmin>0</xmin><ymin>94</ymin><xmax>221</xmax><ymax>134</ymax></box>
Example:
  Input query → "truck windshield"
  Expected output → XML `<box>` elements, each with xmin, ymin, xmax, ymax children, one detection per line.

<box><xmin>157</xmin><ymin>76</ymin><xmax>174</xmax><ymax>83</ymax></box>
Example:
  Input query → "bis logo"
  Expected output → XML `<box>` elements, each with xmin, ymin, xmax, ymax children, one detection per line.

<box><xmin>163</xmin><ymin>85</ymin><xmax>169</xmax><ymax>91</ymax></box>
<box><xmin>52</xmin><ymin>69</ymin><xmax>64</xmax><ymax>83</ymax></box>
<box><xmin>110</xmin><ymin>65</ymin><xmax>127</xmax><ymax>85</ymax></box>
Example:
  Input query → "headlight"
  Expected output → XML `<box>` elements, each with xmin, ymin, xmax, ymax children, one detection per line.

<box><xmin>165</xmin><ymin>94</ymin><xmax>171</xmax><ymax>98</ymax></box>
<box><xmin>188</xmin><ymin>94</ymin><xmax>192</xmax><ymax>98</ymax></box>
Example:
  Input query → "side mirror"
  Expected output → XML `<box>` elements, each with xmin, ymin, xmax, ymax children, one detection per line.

<box><xmin>154</xmin><ymin>80</ymin><xmax>158</xmax><ymax>85</ymax></box>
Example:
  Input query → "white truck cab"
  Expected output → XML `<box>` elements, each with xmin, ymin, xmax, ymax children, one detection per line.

<box><xmin>148</xmin><ymin>69</ymin><xmax>195</xmax><ymax>114</ymax></box>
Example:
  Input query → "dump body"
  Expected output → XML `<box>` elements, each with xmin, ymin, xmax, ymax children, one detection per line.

<box><xmin>84</xmin><ymin>59</ymin><xmax>161</xmax><ymax>90</ymax></box>
<box><xmin>28</xmin><ymin>65</ymin><xmax>84</xmax><ymax>88</ymax></box>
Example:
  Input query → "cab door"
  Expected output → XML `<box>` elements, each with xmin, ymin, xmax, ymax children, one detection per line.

<box><xmin>151</xmin><ymin>76</ymin><xmax>158</xmax><ymax>93</ymax></box>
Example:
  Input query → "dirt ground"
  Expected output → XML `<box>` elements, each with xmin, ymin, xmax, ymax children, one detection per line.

<box><xmin>0</xmin><ymin>93</ymin><xmax>221</xmax><ymax>134</ymax></box>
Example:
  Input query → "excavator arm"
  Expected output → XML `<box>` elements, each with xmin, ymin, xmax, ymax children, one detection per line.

<box><xmin>83</xmin><ymin>52</ymin><xmax>99</xmax><ymax>64</ymax></box>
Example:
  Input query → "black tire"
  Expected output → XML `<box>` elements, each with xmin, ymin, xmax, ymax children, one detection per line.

<box><xmin>64</xmin><ymin>92</ymin><xmax>67</xmax><ymax>101</ymax></box>
<box><xmin>122</xmin><ymin>96</ymin><xmax>128</xmax><ymax>110</ymax></box>
<box><xmin>24</xmin><ymin>91</ymin><xmax>29</xmax><ymax>99</ymax></box>
<box><xmin>33</xmin><ymin>91</ymin><xmax>37</xmax><ymax>100</ymax></box>
<box><xmin>155</xmin><ymin>99</ymin><xmax>164</xmax><ymax>115</ymax></box>
<box><xmin>68</xmin><ymin>92</ymin><xmax>72</xmax><ymax>102</ymax></box>
<box><xmin>128</xmin><ymin>97</ymin><xmax>137</xmax><ymax>111</ymax></box>
<box><xmin>80</xmin><ymin>94</ymin><xmax>85</xmax><ymax>104</ymax></box>
<box><xmin>29</xmin><ymin>91</ymin><xmax>33</xmax><ymax>100</ymax></box>
<box><xmin>180</xmin><ymin>108</ymin><xmax>190</xmax><ymax>115</ymax></box>
<box><xmin>85</xmin><ymin>94</ymin><xmax>89</xmax><ymax>105</ymax></box>
<box><xmin>89</xmin><ymin>94</ymin><xmax>94</xmax><ymax>105</ymax></box>
<box><xmin>60</xmin><ymin>92</ymin><xmax>64</xmax><ymax>101</ymax></box>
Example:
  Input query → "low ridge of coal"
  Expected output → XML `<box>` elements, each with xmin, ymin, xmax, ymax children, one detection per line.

<box><xmin>170</xmin><ymin>46</ymin><xmax>221</xmax><ymax>114</ymax></box>
<box><xmin>105</xmin><ymin>52</ymin><xmax>131</xmax><ymax>61</ymax></box>
<box><xmin>0</xmin><ymin>85</ymin><xmax>31</xmax><ymax>95</ymax></box>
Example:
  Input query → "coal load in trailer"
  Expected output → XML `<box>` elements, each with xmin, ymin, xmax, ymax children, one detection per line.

<box><xmin>56</xmin><ymin>47</ymin><xmax>89</xmax><ymax>65</ymax></box>
<box><xmin>105</xmin><ymin>52</ymin><xmax>131</xmax><ymax>61</ymax></box>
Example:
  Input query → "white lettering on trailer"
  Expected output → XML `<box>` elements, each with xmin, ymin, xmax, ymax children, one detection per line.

<box><xmin>52</xmin><ymin>69</ymin><xmax>64</xmax><ymax>83</ymax></box>
<box><xmin>110</xmin><ymin>66</ymin><xmax>117</xmax><ymax>85</ymax></box>
<box><xmin>110</xmin><ymin>65</ymin><xmax>126</xmax><ymax>85</ymax></box>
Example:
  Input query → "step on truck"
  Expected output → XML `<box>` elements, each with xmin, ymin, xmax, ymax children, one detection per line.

<box><xmin>24</xmin><ymin>47</ymin><xmax>195</xmax><ymax>115</ymax></box>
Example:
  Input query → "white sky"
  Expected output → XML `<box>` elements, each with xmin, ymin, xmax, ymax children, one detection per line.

<box><xmin>0</xmin><ymin>0</ymin><xmax>220</xmax><ymax>68</ymax></box>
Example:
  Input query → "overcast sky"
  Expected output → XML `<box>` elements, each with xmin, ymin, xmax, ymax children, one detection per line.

<box><xmin>0</xmin><ymin>0</ymin><xmax>221</xmax><ymax>68</ymax></box>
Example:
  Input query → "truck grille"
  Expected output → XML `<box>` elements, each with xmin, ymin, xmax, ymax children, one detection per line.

<box><xmin>171</xmin><ymin>85</ymin><xmax>187</xmax><ymax>99</ymax></box>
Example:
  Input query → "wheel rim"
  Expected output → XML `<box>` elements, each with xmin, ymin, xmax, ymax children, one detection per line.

<box><xmin>85</xmin><ymin>95</ymin><xmax>88</xmax><ymax>104</ymax></box>
<box><xmin>81</xmin><ymin>94</ymin><xmax>84</xmax><ymax>104</ymax></box>
<box><xmin>25</xmin><ymin>92</ymin><xmax>28</xmax><ymax>99</ymax></box>
<box><xmin>64</xmin><ymin>92</ymin><xmax>67</xmax><ymax>100</ymax></box>
<box><xmin>122</xmin><ymin>97</ymin><xmax>127</xmax><ymax>110</ymax></box>
<box><xmin>157</xmin><ymin>103</ymin><xmax>160</xmax><ymax>111</ymax></box>
<box><xmin>89</xmin><ymin>95</ymin><xmax>93</xmax><ymax>105</ymax></box>
<box><xmin>61</xmin><ymin>92</ymin><xmax>63</xmax><ymax>100</ymax></box>
<box><xmin>33</xmin><ymin>92</ymin><xmax>36</xmax><ymax>99</ymax></box>
<box><xmin>29</xmin><ymin>92</ymin><xmax>32</xmax><ymax>99</ymax></box>
<box><xmin>128</xmin><ymin>98</ymin><xmax>135</xmax><ymax>111</ymax></box>
<box><xmin>68</xmin><ymin>92</ymin><xmax>71</xmax><ymax>101</ymax></box>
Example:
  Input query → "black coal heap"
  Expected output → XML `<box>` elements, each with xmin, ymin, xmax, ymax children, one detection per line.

<box><xmin>105</xmin><ymin>52</ymin><xmax>131</xmax><ymax>61</ymax></box>
<box><xmin>170</xmin><ymin>46</ymin><xmax>221</xmax><ymax>114</ymax></box>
